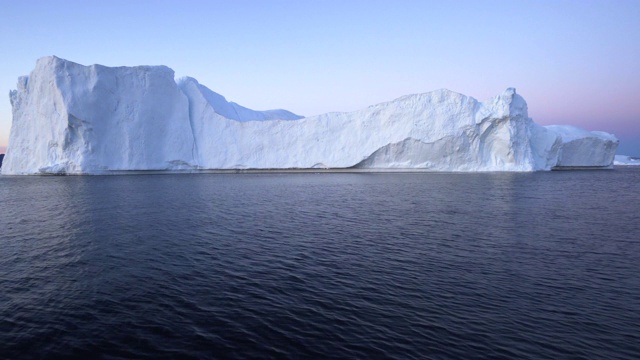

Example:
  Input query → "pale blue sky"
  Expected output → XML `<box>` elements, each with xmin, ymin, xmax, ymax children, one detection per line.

<box><xmin>1</xmin><ymin>0</ymin><xmax>639</xmax><ymax>154</ymax></box>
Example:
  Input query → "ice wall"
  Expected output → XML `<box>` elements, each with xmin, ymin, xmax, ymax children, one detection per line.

<box><xmin>1</xmin><ymin>56</ymin><xmax>619</xmax><ymax>175</ymax></box>
<box><xmin>4</xmin><ymin>57</ymin><xmax>195</xmax><ymax>174</ymax></box>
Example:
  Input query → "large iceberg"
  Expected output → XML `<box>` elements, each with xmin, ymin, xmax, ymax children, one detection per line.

<box><xmin>1</xmin><ymin>56</ymin><xmax>618</xmax><ymax>175</ymax></box>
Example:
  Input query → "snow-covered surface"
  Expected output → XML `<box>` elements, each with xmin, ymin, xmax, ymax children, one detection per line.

<box><xmin>177</xmin><ymin>77</ymin><xmax>302</xmax><ymax>122</ymax></box>
<box><xmin>614</xmin><ymin>155</ymin><xmax>640</xmax><ymax>166</ymax></box>
<box><xmin>1</xmin><ymin>56</ymin><xmax>619</xmax><ymax>175</ymax></box>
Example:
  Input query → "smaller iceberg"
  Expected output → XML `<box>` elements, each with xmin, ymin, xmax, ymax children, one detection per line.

<box><xmin>614</xmin><ymin>155</ymin><xmax>640</xmax><ymax>166</ymax></box>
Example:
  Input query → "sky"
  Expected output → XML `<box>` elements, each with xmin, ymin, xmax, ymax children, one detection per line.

<box><xmin>0</xmin><ymin>0</ymin><xmax>639</xmax><ymax>155</ymax></box>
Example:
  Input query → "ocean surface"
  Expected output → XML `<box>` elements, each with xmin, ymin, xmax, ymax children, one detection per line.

<box><xmin>1</xmin><ymin>168</ymin><xmax>639</xmax><ymax>359</ymax></box>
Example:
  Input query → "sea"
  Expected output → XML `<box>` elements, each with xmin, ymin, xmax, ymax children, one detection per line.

<box><xmin>1</xmin><ymin>168</ymin><xmax>639</xmax><ymax>359</ymax></box>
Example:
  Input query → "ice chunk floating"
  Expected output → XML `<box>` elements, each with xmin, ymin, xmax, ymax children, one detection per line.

<box><xmin>614</xmin><ymin>155</ymin><xmax>640</xmax><ymax>166</ymax></box>
<box><xmin>2</xmin><ymin>56</ymin><xmax>618</xmax><ymax>175</ymax></box>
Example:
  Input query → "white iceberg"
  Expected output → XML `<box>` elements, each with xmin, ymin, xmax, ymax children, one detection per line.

<box><xmin>614</xmin><ymin>155</ymin><xmax>640</xmax><ymax>166</ymax></box>
<box><xmin>1</xmin><ymin>56</ymin><xmax>619</xmax><ymax>175</ymax></box>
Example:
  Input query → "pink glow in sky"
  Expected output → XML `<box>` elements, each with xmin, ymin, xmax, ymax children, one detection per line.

<box><xmin>1</xmin><ymin>0</ymin><xmax>639</xmax><ymax>155</ymax></box>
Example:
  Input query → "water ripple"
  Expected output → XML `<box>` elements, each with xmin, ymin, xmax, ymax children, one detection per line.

<box><xmin>1</xmin><ymin>170</ymin><xmax>640</xmax><ymax>359</ymax></box>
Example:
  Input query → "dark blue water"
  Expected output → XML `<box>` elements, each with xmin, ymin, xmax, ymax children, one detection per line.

<box><xmin>1</xmin><ymin>169</ymin><xmax>639</xmax><ymax>359</ymax></box>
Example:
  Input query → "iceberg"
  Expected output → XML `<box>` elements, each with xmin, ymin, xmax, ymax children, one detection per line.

<box><xmin>614</xmin><ymin>155</ymin><xmax>640</xmax><ymax>166</ymax></box>
<box><xmin>1</xmin><ymin>56</ymin><xmax>619</xmax><ymax>175</ymax></box>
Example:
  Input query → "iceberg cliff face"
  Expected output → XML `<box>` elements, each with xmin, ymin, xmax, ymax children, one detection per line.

<box><xmin>2</xmin><ymin>56</ymin><xmax>619</xmax><ymax>175</ymax></box>
<box><xmin>5</xmin><ymin>57</ymin><xmax>195</xmax><ymax>174</ymax></box>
